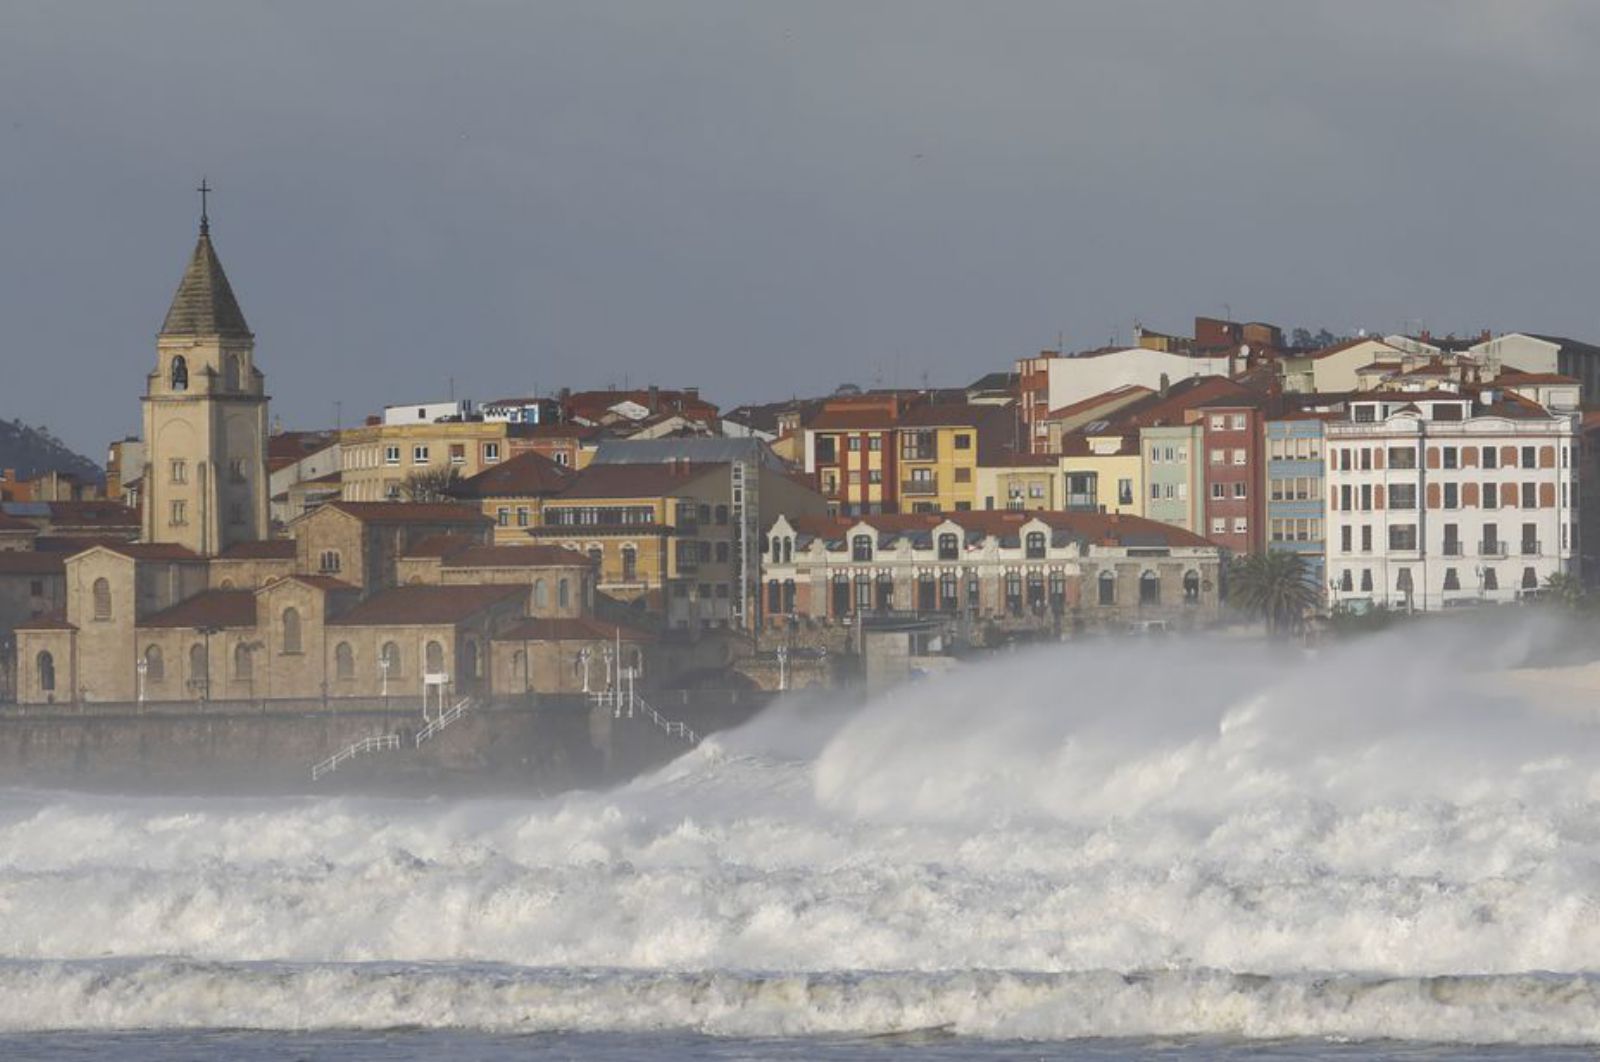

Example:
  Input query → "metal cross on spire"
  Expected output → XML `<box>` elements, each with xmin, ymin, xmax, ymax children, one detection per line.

<box><xmin>197</xmin><ymin>178</ymin><xmax>212</xmax><ymax>235</ymax></box>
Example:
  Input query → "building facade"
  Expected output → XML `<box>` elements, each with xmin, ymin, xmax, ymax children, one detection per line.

<box><xmin>1325</xmin><ymin>390</ymin><xmax>1578</xmax><ymax>611</ymax></box>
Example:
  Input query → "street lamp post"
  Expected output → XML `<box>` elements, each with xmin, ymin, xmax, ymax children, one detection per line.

<box><xmin>195</xmin><ymin>624</ymin><xmax>220</xmax><ymax>703</ymax></box>
<box><xmin>776</xmin><ymin>645</ymin><xmax>789</xmax><ymax>691</ymax></box>
<box><xmin>379</xmin><ymin>654</ymin><xmax>391</xmax><ymax>700</ymax></box>
<box><xmin>577</xmin><ymin>647</ymin><xmax>592</xmax><ymax>694</ymax></box>
<box><xmin>136</xmin><ymin>656</ymin><xmax>147</xmax><ymax>705</ymax></box>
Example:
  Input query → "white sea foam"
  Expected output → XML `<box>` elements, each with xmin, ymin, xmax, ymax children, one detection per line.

<box><xmin>4</xmin><ymin>622</ymin><xmax>1600</xmax><ymax>1040</ymax></box>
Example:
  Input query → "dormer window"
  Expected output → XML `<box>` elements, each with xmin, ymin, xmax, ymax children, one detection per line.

<box><xmin>851</xmin><ymin>534</ymin><xmax>872</xmax><ymax>562</ymax></box>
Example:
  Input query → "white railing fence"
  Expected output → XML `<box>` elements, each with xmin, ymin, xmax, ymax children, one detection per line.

<box><xmin>310</xmin><ymin>733</ymin><xmax>400</xmax><ymax>781</ymax></box>
<box><xmin>415</xmin><ymin>696</ymin><xmax>474</xmax><ymax>748</ymax></box>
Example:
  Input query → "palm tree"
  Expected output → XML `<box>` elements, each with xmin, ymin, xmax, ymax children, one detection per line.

<box><xmin>1542</xmin><ymin>571</ymin><xmax>1586</xmax><ymax>611</ymax></box>
<box><xmin>1228</xmin><ymin>551</ymin><xmax>1321</xmax><ymax>638</ymax></box>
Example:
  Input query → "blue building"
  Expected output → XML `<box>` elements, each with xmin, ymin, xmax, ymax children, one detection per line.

<box><xmin>1265</xmin><ymin>414</ymin><xmax>1329</xmax><ymax>590</ymax></box>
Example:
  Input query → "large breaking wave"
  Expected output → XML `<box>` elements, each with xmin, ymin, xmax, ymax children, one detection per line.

<box><xmin>5</xmin><ymin>620</ymin><xmax>1600</xmax><ymax>1042</ymax></box>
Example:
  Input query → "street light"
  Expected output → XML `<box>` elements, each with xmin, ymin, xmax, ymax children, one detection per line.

<box><xmin>136</xmin><ymin>655</ymin><xmax>147</xmax><ymax>705</ymax></box>
<box><xmin>577</xmin><ymin>646</ymin><xmax>592</xmax><ymax>693</ymax></box>
<box><xmin>194</xmin><ymin>624</ymin><xmax>221</xmax><ymax>702</ymax></box>
<box><xmin>379</xmin><ymin>653</ymin><xmax>391</xmax><ymax>699</ymax></box>
<box><xmin>776</xmin><ymin>645</ymin><xmax>789</xmax><ymax>691</ymax></box>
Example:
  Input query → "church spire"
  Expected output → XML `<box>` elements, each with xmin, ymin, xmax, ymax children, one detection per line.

<box><xmin>160</xmin><ymin>183</ymin><xmax>251</xmax><ymax>339</ymax></box>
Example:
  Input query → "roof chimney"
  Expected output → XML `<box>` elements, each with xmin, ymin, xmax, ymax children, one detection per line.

<box><xmin>648</xmin><ymin>385</ymin><xmax>660</xmax><ymax>412</ymax></box>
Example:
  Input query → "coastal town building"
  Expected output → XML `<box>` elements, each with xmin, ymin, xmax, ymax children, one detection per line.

<box><xmin>760</xmin><ymin>509</ymin><xmax>1222</xmax><ymax>634</ymax></box>
<box><xmin>1324</xmin><ymin>385</ymin><xmax>1578</xmax><ymax>611</ymax></box>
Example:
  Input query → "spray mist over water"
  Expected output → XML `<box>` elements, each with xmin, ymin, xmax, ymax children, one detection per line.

<box><xmin>6</xmin><ymin>618</ymin><xmax>1600</xmax><ymax>1041</ymax></box>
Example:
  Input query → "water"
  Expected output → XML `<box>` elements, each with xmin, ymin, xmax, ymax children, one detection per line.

<box><xmin>5</xmin><ymin>622</ymin><xmax>1600</xmax><ymax>1058</ymax></box>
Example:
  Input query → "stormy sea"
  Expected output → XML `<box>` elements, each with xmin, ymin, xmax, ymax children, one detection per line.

<box><xmin>6</xmin><ymin>622</ymin><xmax>1600</xmax><ymax>1060</ymax></box>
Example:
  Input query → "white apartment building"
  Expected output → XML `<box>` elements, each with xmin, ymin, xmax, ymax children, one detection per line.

<box><xmin>1325</xmin><ymin>388</ymin><xmax>1577</xmax><ymax>611</ymax></box>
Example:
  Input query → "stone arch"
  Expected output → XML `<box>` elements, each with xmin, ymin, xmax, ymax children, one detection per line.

<box><xmin>92</xmin><ymin>577</ymin><xmax>111</xmax><ymax>621</ymax></box>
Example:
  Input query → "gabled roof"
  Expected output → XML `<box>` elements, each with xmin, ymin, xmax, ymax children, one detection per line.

<box><xmin>550</xmin><ymin>462</ymin><xmax>720</xmax><ymax>500</ymax></box>
<box><xmin>218</xmin><ymin>539</ymin><xmax>296</xmax><ymax>560</ymax></box>
<box><xmin>89</xmin><ymin>542</ymin><xmax>202</xmax><ymax>562</ymax></box>
<box><xmin>441</xmin><ymin>544</ymin><xmax>591</xmax><ymax>569</ymax></box>
<box><xmin>321</xmin><ymin>501</ymin><xmax>490</xmax><ymax>526</ymax></box>
<box><xmin>452</xmin><ymin>450</ymin><xmax>573</xmax><ymax>499</ymax></box>
<box><xmin>0</xmin><ymin>510</ymin><xmax>34</xmax><ymax>533</ymax></box>
<box><xmin>328</xmin><ymin>584</ymin><xmax>524</xmax><ymax>626</ymax></box>
<box><xmin>160</xmin><ymin>230</ymin><xmax>251</xmax><ymax>338</ymax></box>
<box><xmin>496</xmin><ymin>616</ymin><xmax>656</xmax><ymax>643</ymax></box>
<box><xmin>0</xmin><ymin>551</ymin><xmax>66</xmax><ymax>575</ymax></box>
<box><xmin>139</xmin><ymin>589</ymin><xmax>258</xmax><ymax>629</ymax></box>
<box><xmin>404</xmin><ymin>533</ymin><xmax>482</xmax><ymax>559</ymax></box>
<box><xmin>783</xmin><ymin>510</ymin><xmax>1215</xmax><ymax>550</ymax></box>
<box><xmin>16</xmin><ymin>612</ymin><xmax>74</xmax><ymax>631</ymax></box>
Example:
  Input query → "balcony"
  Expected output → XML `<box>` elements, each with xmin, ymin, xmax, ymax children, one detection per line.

<box><xmin>1441</xmin><ymin>541</ymin><xmax>1464</xmax><ymax>557</ymax></box>
<box><xmin>1479</xmin><ymin>541</ymin><xmax>1508</xmax><ymax>558</ymax></box>
<box><xmin>1521</xmin><ymin>540</ymin><xmax>1541</xmax><ymax>556</ymax></box>
<box><xmin>902</xmin><ymin>479</ymin><xmax>939</xmax><ymax>496</ymax></box>
<box><xmin>1066</xmin><ymin>494</ymin><xmax>1100</xmax><ymax>512</ymax></box>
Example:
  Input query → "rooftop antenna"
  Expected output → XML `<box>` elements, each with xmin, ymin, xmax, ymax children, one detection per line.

<box><xmin>196</xmin><ymin>177</ymin><xmax>212</xmax><ymax>236</ymax></box>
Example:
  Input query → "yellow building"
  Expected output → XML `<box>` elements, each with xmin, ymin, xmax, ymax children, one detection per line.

<box><xmin>804</xmin><ymin>398</ymin><xmax>1010</xmax><ymax>516</ymax></box>
<box><xmin>340</xmin><ymin>420</ymin><xmax>512</xmax><ymax>502</ymax></box>
<box><xmin>975</xmin><ymin>453</ymin><xmax>1059</xmax><ymax>510</ymax></box>
<box><xmin>450</xmin><ymin>450</ymin><xmax>575</xmax><ymax>544</ymax></box>
<box><xmin>1058</xmin><ymin>431</ymin><xmax>1144</xmax><ymax>516</ymax></box>
<box><xmin>526</xmin><ymin>452</ymin><xmax>826</xmax><ymax>631</ymax></box>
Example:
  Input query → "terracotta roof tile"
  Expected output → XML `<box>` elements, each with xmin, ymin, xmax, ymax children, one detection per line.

<box><xmin>496</xmin><ymin>616</ymin><xmax>656</xmax><ymax>642</ymax></box>
<box><xmin>552</xmin><ymin>462</ymin><xmax>719</xmax><ymax>500</ymax></box>
<box><xmin>218</xmin><ymin>540</ymin><xmax>297</xmax><ymax>560</ymax></box>
<box><xmin>324</xmin><ymin>501</ymin><xmax>491</xmax><ymax>526</ymax></box>
<box><xmin>0</xmin><ymin>552</ymin><xmax>66</xmax><ymax>575</ymax></box>
<box><xmin>441</xmin><ymin>544</ymin><xmax>592</xmax><ymax>569</ymax></box>
<box><xmin>328</xmin><ymin>584</ymin><xmax>524</xmax><ymax>627</ymax></box>
<box><xmin>452</xmin><ymin>450</ymin><xmax>573</xmax><ymax>498</ymax></box>
<box><xmin>139</xmin><ymin>589</ymin><xmax>258</xmax><ymax>629</ymax></box>
<box><xmin>16</xmin><ymin>612</ymin><xmax>74</xmax><ymax>631</ymax></box>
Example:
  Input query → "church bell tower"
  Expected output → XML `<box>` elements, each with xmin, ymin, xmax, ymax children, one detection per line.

<box><xmin>141</xmin><ymin>187</ymin><xmax>270</xmax><ymax>554</ymax></box>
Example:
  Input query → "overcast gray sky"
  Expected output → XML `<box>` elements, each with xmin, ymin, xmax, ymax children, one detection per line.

<box><xmin>5</xmin><ymin>1</ymin><xmax>1600</xmax><ymax>455</ymax></box>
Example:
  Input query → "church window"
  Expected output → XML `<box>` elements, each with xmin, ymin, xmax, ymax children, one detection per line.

<box><xmin>335</xmin><ymin>642</ymin><xmax>355</xmax><ymax>680</ymax></box>
<box><xmin>281</xmin><ymin>607</ymin><xmax>302</xmax><ymax>654</ymax></box>
<box><xmin>558</xmin><ymin>578</ymin><xmax>571</xmax><ymax>609</ymax></box>
<box><xmin>189</xmin><ymin>644</ymin><xmax>209</xmax><ymax>693</ymax></box>
<box><xmin>36</xmin><ymin>651</ymin><xmax>54</xmax><ymax>693</ymax></box>
<box><xmin>170</xmin><ymin>500</ymin><xmax>187</xmax><ymax>526</ymax></box>
<box><xmin>233</xmin><ymin>642</ymin><xmax>252</xmax><ymax>681</ymax></box>
<box><xmin>425</xmin><ymin>640</ymin><xmax>445</xmax><ymax>675</ymax></box>
<box><xmin>92</xmin><ymin>577</ymin><xmax>111</xmax><ymax>621</ymax></box>
<box><xmin>533</xmin><ymin>578</ymin><xmax>547</xmax><ymax>609</ymax></box>
<box><xmin>170</xmin><ymin>459</ymin><xmax>187</xmax><ymax>484</ymax></box>
<box><xmin>144</xmin><ymin>645</ymin><xmax>164</xmax><ymax>682</ymax></box>
<box><xmin>170</xmin><ymin>355</ymin><xmax>188</xmax><ymax>391</ymax></box>
<box><xmin>224</xmin><ymin>354</ymin><xmax>242</xmax><ymax>391</ymax></box>
<box><xmin>381</xmin><ymin>641</ymin><xmax>402</xmax><ymax>677</ymax></box>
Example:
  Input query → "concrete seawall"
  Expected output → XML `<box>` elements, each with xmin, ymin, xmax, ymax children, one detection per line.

<box><xmin>0</xmin><ymin>691</ymin><xmax>773</xmax><ymax>794</ymax></box>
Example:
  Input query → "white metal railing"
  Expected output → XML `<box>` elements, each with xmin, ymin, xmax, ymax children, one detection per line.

<box><xmin>311</xmin><ymin>733</ymin><xmax>400</xmax><ymax>781</ymax></box>
<box><xmin>414</xmin><ymin>696</ymin><xmax>473</xmax><ymax>748</ymax></box>
<box><xmin>591</xmin><ymin>671</ymin><xmax>698</xmax><ymax>745</ymax></box>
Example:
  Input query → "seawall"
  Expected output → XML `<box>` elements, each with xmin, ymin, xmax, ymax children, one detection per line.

<box><xmin>0</xmin><ymin>690</ymin><xmax>773</xmax><ymax>794</ymax></box>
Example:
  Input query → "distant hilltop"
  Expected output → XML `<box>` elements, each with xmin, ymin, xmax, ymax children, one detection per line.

<box><xmin>0</xmin><ymin>418</ymin><xmax>102</xmax><ymax>484</ymax></box>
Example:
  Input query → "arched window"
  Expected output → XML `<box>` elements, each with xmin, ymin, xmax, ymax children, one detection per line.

<box><xmin>335</xmin><ymin>642</ymin><xmax>355</xmax><ymax>680</ymax></box>
<box><xmin>621</xmin><ymin>546</ymin><xmax>638</xmax><ymax>582</ymax></box>
<box><xmin>940</xmin><ymin>570</ymin><xmax>959</xmax><ymax>612</ymax></box>
<box><xmin>854</xmin><ymin>572</ymin><xmax>872</xmax><ymax>611</ymax></box>
<box><xmin>144</xmin><ymin>645</ymin><xmax>164</xmax><ymax>682</ymax></box>
<box><xmin>918</xmin><ymin>571</ymin><xmax>938</xmax><ymax>612</ymax></box>
<box><xmin>587</xmin><ymin>546</ymin><xmax>603</xmax><ymax>572</ymax></box>
<box><xmin>937</xmin><ymin>533</ymin><xmax>959</xmax><ymax>561</ymax></box>
<box><xmin>767</xmin><ymin>579</ymin><xmax>781</xmax><ymax>613</ymax></box>
<box><xmin>782</xmin><ymin>578</ymin><xmax>796</xmax><ymax>613</ymax></box>
<box><xmin>1027</xmin><ymin>570</ymin><xmax>1046</xmax><ymax>612</ymax></box>
<box><xmin>1004</xmin><ymin>570</ymin><xmax>1022</xmax><ymax>616</ymax></box>
<box><xmin>425</xmin><ymin>640</ymin><xmax>445</xmax><ymax>675</ymax></box>
<box><xmin>233</xmin><ymin>642</ymin><xmax>252</xmax><ymax>680</ymax></box>
<box><xmin>511</xmin><ymin>649</ymin><xmax>527</xmax><ymax>682</ymax></box>
<box><xmin>463</xmin><ymin>639</ymin><xmax>481</xmax><ymax>679</ymax></box>
<box><xmin>36</xmin><ymin>651</ymin><xmax>54</xmax><ymax>693</ymax></box>
<box><xmin>1522</xmin><ymin>566</ymin><xmax>1539</xmax><ymax>590</ymax></box>
<box><xmin>170</xmin><ymin>355</ymin><xmax>188</xmax><ymax>391</ymax></box>
<box><xmin>92</xmin><ymin>577</ymin><xmax>111</xmax><ymax>621</ymax></box>
<box><xmin>1183</xmin><ymin>570</ymin><xmax>1201</xmax><ymax>602</ymax></box>
<box><xmin>782</xmin><ymin>538</ymin><xmax>793</xmax><ymax>564</ymax></box>
<box><xmin>189</xmin><ymin>643</ymin><xmax>208</xmax><ymax>688</ymax></box>
<box><xmin>1139</xmin><ymin>570</ymin><xmax>1160</xmax><ymax>606</ymax></box>
<box><xmin>852</xmin><ymin>534</ymin><xmax>873</xmax><ymax>562</ymax></box>
<box><xmin>876</xmin><ymin>571</ymin><xmax>894</xmax><ymax>611</ymax></box>
<box><xmin>533</xmin><ymin>578</ymin><xmax>548</xmax><ymax>609</ymax></box>
<box><xmin>1098</xmin><ymin>570</ymin><xmax>1117</xmax><ymax>606</ymax></box>
<box><xmin>1048</xmin><ymin>569</ymin><xmax>1067</xmax><ymax>613</ymax></box>
<box><xmin>1025</xmin><ymin>531</ymin><xmax>1046</xmax><ymax>560</ymax></box>
<box><xmin>224</xmin><ymin>354</ymin><xmax>242</xmax><ymax>391</ymax></box>
<box><xmin>558</xmin><ymin>578</ymin><xmax>570</xmax><ymax>609</ymax></box>
<box><xmin>281</xmin><ymin>607</ymin><xmax>302</xmax><ymax>654</ymax></box>
<box><xmin>381</xmin><ymin>641</ymin><xmax>402</xmax><ymax>677</ymax></box>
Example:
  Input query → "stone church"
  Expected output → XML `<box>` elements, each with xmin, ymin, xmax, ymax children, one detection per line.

<box><xmin>14</xmin><ymin>216</ymin><xmax>663</xmax><ymax>707</ymax></box>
